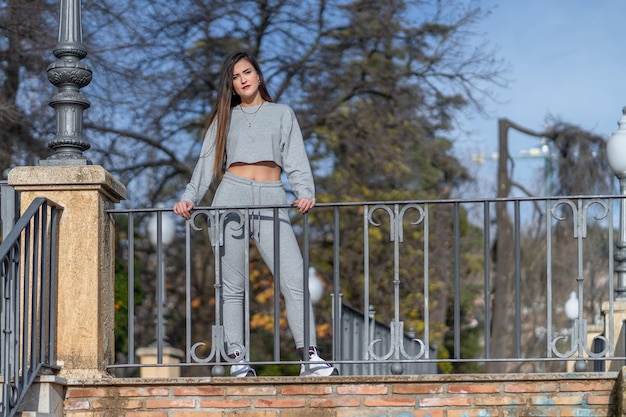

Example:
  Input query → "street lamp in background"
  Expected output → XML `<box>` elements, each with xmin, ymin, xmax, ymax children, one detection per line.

<box><xmin>563</xmin><ymin>291</ymin><xmax>587</xmax><ymax>372</ymax></box>
<box><xmin>147</xmin><ymin>209</ymin><xmax>176</xmax><ymax>248</ymax></box>
<box><xmin>308</xmin><ymin>266</ymin><xmax>324</xmax><ymax>305</ymax></box>
<box><xmin>564</xmin><ymin>291</ymin><xmax>578</xmax><ymax>323</ymax></box>
<box><xmin>564</xmin><ymin>290</ymin><xmax>578</xmax><ymax>369</ymax></box>
<box><xmin>147</xmin><ymin>209</ymin><xmax>176</xmax><ymax>346</ymax></box>
<box><xmin>138</xmin><ymin>209</ymin><xmax>182</xmax><ymax>378</ymax></box>
<box><xmin>607</xmin><ymin>107</ymin><xmax>626</xmax><ymax>300</ymax></box>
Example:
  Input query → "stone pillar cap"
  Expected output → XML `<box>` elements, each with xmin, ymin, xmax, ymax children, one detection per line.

<box><xmin>8</xmin><ymin>165</ymin><xmax>127</xmax><ymax>202</ymax></box>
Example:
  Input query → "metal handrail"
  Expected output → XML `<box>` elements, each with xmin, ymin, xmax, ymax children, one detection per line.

<box><xmin>0</xmin><ymin>197</ymin><xmax>62</xmax><ymax>417</ymax></box>
<box><xmin>107</xmin><ymin>194</ymin><xmax>625</xmax><ymax>376</ymax></box>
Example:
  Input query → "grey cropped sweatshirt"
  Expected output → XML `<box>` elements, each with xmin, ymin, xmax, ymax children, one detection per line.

<box><xmin>180</xmin><ymin>102</ymin><xmax>315</xmax><ymax>205</ymax></box>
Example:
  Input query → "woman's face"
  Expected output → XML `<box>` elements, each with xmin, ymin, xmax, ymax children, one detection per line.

<box><xmin>232</xmin><ymin>59</ymin><xmax>261</xmax><ymax>104</ymax></box>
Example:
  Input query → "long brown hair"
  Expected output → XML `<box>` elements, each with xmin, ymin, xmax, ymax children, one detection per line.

<box><xmin>208</xmin><ymin>51</ymin><xmax>274</xmax><ymax>176</ymax></box>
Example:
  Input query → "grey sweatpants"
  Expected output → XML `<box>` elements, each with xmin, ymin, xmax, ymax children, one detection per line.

<box><xmin>212</xmin><ymin>172</ymin><xmax>316</xmax><ymax>355</ymax></box>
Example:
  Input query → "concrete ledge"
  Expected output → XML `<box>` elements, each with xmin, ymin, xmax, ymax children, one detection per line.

<box><xmin>63</xmin><ymin>371</ymin><xmax>621</xmax><ymax>386</ymax></box>
<box><xmin>58</xmin><ymin>372</ymin><xmax>622</xmax><ymax>416</ymax></box>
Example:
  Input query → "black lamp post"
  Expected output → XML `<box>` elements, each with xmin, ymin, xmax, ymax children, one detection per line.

<box><xmin>42</xmin><ymin>0</ymin><xmax>92</xmax><ymax>165</ymax></box>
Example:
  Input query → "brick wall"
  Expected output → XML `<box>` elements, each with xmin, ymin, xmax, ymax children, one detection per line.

<box><xmin>60</xmin><ymin>372</ymin><xmax>624</xmax><ymax>417</ymax></box>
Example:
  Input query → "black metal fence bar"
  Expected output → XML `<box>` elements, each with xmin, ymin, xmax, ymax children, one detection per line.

<box><xmin>0</xmin><ymin>198</ymin><xmax>62</xmax><ymax>417</ymax></box>
<box><xmin>107</xmin><ymin>195</ymin><xmax>626</xmax><ymax>375</ymax></box>
<box><xmin>482</xmin><ymin>201</ymin><xmax>492</xmax><ymax>360</ymax></box>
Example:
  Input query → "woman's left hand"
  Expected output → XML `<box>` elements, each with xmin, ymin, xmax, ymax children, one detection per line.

<box><xmin>292</xmin><ymin>197</ymin><xmax>316</xmax><ymax>213</ymax></box>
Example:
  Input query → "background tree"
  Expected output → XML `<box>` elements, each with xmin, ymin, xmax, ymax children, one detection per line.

<box><xmin>489</xmin><ymin>117</ymin><xmax>613</xmax><ymax>372</ymax></box>
<box><xmin>0</xmin><ymin>0</ymin><xmax>56</xmax><ymax>172</ymax></box>
<box><xmin>544</xmin><ymin>118</ymin><xmax>612</xmax><ymax>196</ymax></box>
<box><xmin>299</xmin><ymin>0</ymin><xmax>498</xmax><ymax>359</ymax></box>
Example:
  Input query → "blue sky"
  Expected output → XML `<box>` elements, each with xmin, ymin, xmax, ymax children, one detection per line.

<box><xmin>455</xmin><ymin>1</ymin><xmax>626</xmax><ymax>198</ymax></box>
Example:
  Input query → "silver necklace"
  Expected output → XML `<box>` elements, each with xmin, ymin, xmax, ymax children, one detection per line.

<box><xmin>239</xmin><ymin>101</ymin><xmax>265</xmax><ymax>127</ymax></box>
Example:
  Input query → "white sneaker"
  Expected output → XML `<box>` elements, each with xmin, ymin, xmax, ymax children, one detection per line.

<box><xmin>300</xmin><ymin>348</ymin><xmax>339</xmax><ymax>377</ymax></box>
<box><xmin>229</xmin><ymin>351</ymin><xmax>256</xmax><ymax>377</ymax></box>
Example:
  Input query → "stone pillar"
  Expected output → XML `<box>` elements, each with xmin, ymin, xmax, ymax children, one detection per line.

<box><xmin>9</xmin><ymin>165</ymin><xmax>126</xmax><ymax>378</ymax></box>
<box><xmin>136</xmin><ymin>346</ymin><xmax>185</xmax><ymax>378</ymax></box>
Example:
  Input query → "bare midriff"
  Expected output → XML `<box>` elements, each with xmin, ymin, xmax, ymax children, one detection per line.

<box><xmin>227</xmin><ymin>161</ymin><xmax>281</xmax><ymax>181</ymax></box>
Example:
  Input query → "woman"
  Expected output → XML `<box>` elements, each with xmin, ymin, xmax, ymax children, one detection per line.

<box><xmin>173</xmin><ymin>51</ymin><xmax>337</xmax><ymax>377</ymax></box>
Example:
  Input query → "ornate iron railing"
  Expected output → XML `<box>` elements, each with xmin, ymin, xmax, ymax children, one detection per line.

<box><xmin>0</xmin><ymin>198</ymin><xmax>62</xmax><ymax>417</ymax></box>
<box><xmin>107</xmin><ymin>195</ymin><xmax>626</xmax><ymax>376</ymax></box>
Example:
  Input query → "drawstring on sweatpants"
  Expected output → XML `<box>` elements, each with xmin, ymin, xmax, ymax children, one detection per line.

<box><xmin>251</xmin><ymin>182</ymin><xmax>262</xmax><ymax>242</ymax></box>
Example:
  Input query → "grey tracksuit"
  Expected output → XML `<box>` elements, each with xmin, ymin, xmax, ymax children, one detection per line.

<box><xmin>181</xmin><ymin>102</ymin><xmax>317</xmax><ymax>354</ymax></box>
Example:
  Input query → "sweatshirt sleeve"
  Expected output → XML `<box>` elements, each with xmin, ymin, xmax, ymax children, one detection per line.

<box><xmin>180</xmin><ymin>122</ymin><xmax>217</xmax><ymax>205</ymax></box>
<box><xmin>279</xmin><ymin>107</ymin><xmax>316</xmax><ymax>201</ymax></box>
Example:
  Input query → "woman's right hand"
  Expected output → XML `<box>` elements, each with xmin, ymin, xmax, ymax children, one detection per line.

<box><xmin>173</xmin><ymin>201</ymin><xmax>194</xmax><ymax>219</ymax></box>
